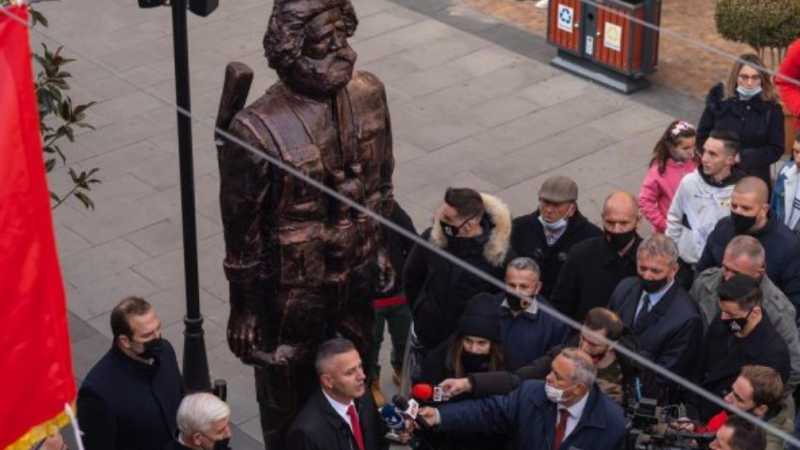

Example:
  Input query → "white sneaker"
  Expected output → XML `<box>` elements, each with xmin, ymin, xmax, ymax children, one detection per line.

<box><xmin>535</xmin><ymin>0</ymin><xmax>549</xmax><ymax>9</ymax></box>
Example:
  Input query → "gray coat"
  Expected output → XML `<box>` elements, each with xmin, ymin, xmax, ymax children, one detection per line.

<box><xmin>690</xmin><ymin>268</ymin><xmax>800</xmax><ymax>391</ymax></box>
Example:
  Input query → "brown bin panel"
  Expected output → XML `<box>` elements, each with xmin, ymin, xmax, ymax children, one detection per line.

<box><xmin>632</xmin><ymin>6</ymin><xmax>645</xmax><ymax>73</ymax></box>
<box><xmin>595</xmin><ymin>2</ymin><xmax>632</xmax><ymax>73</ymax></box>
<box><xmin>548</xmin><ymin>0</ymin><xmax>582</xmax><ymax>55</ymax></box>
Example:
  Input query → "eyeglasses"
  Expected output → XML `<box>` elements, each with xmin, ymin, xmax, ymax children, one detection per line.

<box><xmin>738</xmin><ymin>74</ymin><xmax>761</xmax><ymax>82</ymax></box>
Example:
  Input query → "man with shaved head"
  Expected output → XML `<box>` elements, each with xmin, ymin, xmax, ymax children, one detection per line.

<box><xmin>697</xmin><ymin>177</ymin><xmax>800</xmax><ymax>319</ymax></box>
<box><xmin>550</xmin><ymin>191</ymin><xmax>642</xmax><ymax>321</ymax></box>
<box><xmin>691</xmin><ymin>236</ymin><xmax>800</xmax><ymax>391</ymax></box>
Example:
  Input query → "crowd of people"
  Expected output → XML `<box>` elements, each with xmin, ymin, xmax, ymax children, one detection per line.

<box><xmin>53</xmin><ymin>48</ymin><xmax>800</xmax><ymax>450</ymax></box>
<box><xmin>378</xmin><ymin>51</ymin><xmax>800</xmax><ymax>450</ymax></box>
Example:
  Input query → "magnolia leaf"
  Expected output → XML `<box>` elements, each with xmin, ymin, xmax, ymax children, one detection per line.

<box><xmin>74</xmin><ymin>191</ymin><xmax>95</xmax><ymax>210</ymax></box>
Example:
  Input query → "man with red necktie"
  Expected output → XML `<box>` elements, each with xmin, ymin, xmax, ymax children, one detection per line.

<box><xmin>287</xmin><ymin>338</ymin><xmax>388</xmax><ymax>450</ymax></box>
<box><xmin>413</xmin><ymin>348</ymin><xmax>627</xmax><ymax>450</ymax></box>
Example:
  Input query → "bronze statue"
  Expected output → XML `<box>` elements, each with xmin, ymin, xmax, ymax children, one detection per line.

<box><xmin>214</xmin><ymin>0</ymin><xmax>394</xmax><ymax>447</ymax></box>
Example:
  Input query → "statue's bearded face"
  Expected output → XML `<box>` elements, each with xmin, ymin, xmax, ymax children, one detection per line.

<box><xmin>286</xmin><ymin>8</ymin><xmax>357</xmax><ymax>97</ymax></box>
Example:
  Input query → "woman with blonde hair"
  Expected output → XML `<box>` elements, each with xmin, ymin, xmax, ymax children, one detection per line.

<box><xmin>697</xmin><ymin>54</ymin><xmax>785</xmax><ymax>188</ymax></box>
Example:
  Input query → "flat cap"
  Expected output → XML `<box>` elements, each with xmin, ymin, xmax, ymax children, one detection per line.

<box><xmin>538</xmin><ymin>176</ymin><xmax>578</xmax><ymax>203</ymax></box>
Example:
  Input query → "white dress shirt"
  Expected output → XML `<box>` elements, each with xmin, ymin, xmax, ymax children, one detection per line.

<box><xmin>559</xmin><ymin>390</ymin><xmax>589</xmax><ymax>440</ymax></box>
<box><xmin>323</xmin><ymin>389</ymin><xmax>356</xmax><ymax>432</ymax></box>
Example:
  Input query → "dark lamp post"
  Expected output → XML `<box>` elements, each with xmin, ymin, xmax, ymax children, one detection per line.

<box><xmin>139</xmin><ymin>0</ymin><xmax>218</xmax><ymax>393</ymax></box>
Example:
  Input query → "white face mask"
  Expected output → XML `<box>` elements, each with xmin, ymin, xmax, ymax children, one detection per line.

<box><xmin>545</xmin><ymin>383</ymin><xmax>574</xmax><ymax>404</ymax></box>
<box><xmin>737</xmin><ymin>85</ymin><xmax>762</xmax><ymax>100</ymax></box>
<box><xmin>538</xmin><ymin>214</ymin><xmax>568</xmax><ymax>231</ymax></box>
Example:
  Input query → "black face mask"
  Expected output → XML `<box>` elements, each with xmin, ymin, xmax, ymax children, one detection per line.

<box><xmin>460</xmin><ymin>351</ymin><xmax>491</xmax><ymax>373</ymax></box>
<box><xmin>731</xmin><ymin>212</ymin><xmax>758</xmax><ymax>235</ymax></box>
<box><xmin>440</xmin><ymin>212</ymin><xmax>479</xmax><ymax>239</ymax></box>
<box><xmin>721</xmin><ymin>307</ymin><xmax>755</xmax><ymax>334</ymax></box>
<box><xmin>212</xmin><ymin>438</ymin><xmax>231</xmax><ymax>450</ymax></box>
<box><xmin>506</xmin><ymin>295</ymin><xmax>523</xmax><ymax>311</ymax></box>
<box><xmin>440</xmin><ymin>221</ymin><xmax>463</xmax><ymax>239</ymax></box>
<box><xmin>201</xmin><ymin>434</ymin><xmax>231</xmax><ymax>450</ymax></box>
<box><xmin>640</xmin><ymin>276</ymin><xmax>669</xmax><ymax>294</ymax></box>
<box><xmin>506</xmin><ymin>294</ymin><xmax>532</xmax><ymax>311</ymax></box>
<box><xmin>605</xmin><ymin>229</ymin><xmax>637</xmax><ymax>252</ymax></box>
<box><xmin>136</xmin><ymin>337</ymin><xmax>163</xmax><ymax>359</ymax></box>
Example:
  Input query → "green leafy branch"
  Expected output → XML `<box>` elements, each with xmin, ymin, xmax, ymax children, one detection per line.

<box><xmin>1</xmin><ymin>0</ymin><xmax>101</xmax><ymax>209</ymax></box>
<box><xmin>716</xmin><ymin>0</ymin><xmax>800</xmax><ymax>69</ymax></box>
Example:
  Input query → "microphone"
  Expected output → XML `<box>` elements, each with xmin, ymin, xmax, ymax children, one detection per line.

<box><xmin>412</xmin><ymin>383</ymin><xmax>450</xmax><ymax>403</ymax></box>
<box><xmin>379</xmin><ymin>404</ymin><xmax>405</xmax><ymax>431</ymax></box>
<box><xmin>412</xmin><ymin>384</ymin><xmax>433</xmax><ymax>402</ymax></box>
<box><xmin>392</xmin><ymin>395</ymin><xmax>432</xmax><ymax>431</ymax></box>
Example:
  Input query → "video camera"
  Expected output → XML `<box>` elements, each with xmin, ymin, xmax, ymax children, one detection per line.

<box><xmin>625</xmin><ymin>398</ymin><xmax>715</xmax><ymax>450</ymax></box>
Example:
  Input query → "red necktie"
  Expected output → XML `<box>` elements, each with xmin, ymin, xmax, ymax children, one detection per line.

<box><xmin>347</xmin><ymin>404</ymin><xmax>365</xmax><ymax>450</ymax></box>
<box><xmin>553</xmin><ymin>409</ymin><xmax>570</xmax><ymax>449</ymax></box>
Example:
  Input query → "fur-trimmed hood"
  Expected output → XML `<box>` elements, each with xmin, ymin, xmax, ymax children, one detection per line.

<box><xmin>429</xmin><ymin>193</ymin><xmax>512</xmax><ymax>267</ymax></box>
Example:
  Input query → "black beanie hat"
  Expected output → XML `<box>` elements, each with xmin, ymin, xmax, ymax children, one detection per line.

<box><xmin>458</xmin><ymin>293</ymin><xmax>501</xmax><ymax>343</ymax></box>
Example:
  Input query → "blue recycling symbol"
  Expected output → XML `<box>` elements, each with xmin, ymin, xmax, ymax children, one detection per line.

<box><xmin>559</xmin><ymin>8</ymin><xmax>573</xmax><ymax>25</ymax></box>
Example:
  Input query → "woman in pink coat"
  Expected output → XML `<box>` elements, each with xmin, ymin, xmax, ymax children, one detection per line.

<box><xmin>639</xmin><ymin>120</ymin><xmax>699</xmax><ymax>234</ymax></box>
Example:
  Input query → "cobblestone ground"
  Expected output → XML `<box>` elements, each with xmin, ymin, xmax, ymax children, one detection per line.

<box><xmin>39</xmin><ymin>0</ymin><xmax>702</xmax><ymax>446</ymax></box>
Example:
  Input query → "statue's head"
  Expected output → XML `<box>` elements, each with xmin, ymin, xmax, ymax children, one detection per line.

<box><xmin>264</xmin><ymin>0</ymin><xmax>358</xmax><ymax>97</ymax></box>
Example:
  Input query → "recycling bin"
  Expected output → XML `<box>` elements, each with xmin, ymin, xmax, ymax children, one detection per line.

<box><xmin>547</xmin><ymin>0</ymin><xmax>662</xmax><ymax>94</ymax></box>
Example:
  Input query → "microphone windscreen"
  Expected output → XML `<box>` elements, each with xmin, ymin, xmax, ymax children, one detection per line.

<box><xmin>392</xmin><ymin>395</ymin><xmax>409</xmax><ymax>411</ymax></box>
<box><xmin>379</xmin><ymin>404</ymin><xmax>405</xmax><ymax>430</ymax></box>
<box><xmin>412</xmin><ymin>384</ymin><xmax>434</xmax><ymax>401</ymax></box>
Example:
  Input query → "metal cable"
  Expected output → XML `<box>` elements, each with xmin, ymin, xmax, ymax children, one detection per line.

<box><xmin>3</xmin><ymin>3</ymin><xmax>800</xmax><ymax>446</ymax></box>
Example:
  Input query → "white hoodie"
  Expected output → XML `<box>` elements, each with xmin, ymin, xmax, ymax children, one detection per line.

<box><xmin>665</xmin><ymin>169</ymin><xmax>737</xmax><ymax>264</ymax></box>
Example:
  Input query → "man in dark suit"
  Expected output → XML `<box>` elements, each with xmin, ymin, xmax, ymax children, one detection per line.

<box><xmin>415</xmin><ymin>348</ymin><xmax>627</xmax><ymax>450</ymax></box>
<box><xmin>686</xmin><ymin>275</ymin><xmax>791</xmax><ymax>421</ymax></box>
<box><xmin>550</xmin><ymin>191</ymin><xmax>642</xmax><ymax>322</ymax></box>
<box><xmin>608</xmin><ymin>234</ymin><xmax>704</xmax><ymax>400</ymax></box>
<box><xmin>165</xmin><ymin>393</ymin><xmax>232</xmax><ymax>450</ymax></box>
<box><xmin>286</xmin><ymin>338</ymin><xmax>389</xmax><ymax>450</ymax></box>
<box><xmin>78</xmin><ymin>296</ymin><xmax>183</xmax><ymax>450</ymax></box>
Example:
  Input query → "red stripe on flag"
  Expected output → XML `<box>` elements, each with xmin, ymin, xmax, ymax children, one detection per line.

<box><xmin>0</xmin><ymin>6</ymin><xmax>77</xmax><ymax>449</ymax></box>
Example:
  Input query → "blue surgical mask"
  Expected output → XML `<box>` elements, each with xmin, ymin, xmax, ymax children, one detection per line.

<box><xmin>737</xmin><ymin>85</ymin><xmax>762</xmax><ymax>100</ymax></box>
<box><xmin>538</xmin><ymin>214</ymin><xmax>568</xmax><ymax>231</ymax></box>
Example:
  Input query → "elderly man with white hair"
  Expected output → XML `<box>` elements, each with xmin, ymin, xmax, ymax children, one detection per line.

<box><xmin>166</xmin><ymin>393</ymin><xmax>232</xmax><ymax>450</ymax></box>
<box><xmin>413</xmin><ymin>348</ymin><xmax>626</xmax><ymax>450</ymax></box>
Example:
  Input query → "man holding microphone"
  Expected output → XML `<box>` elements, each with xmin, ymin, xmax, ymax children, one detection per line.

<box><xmin>406</xmin><ymin>348</ymin><xmax>626</xmax><ymax>450</ymax></box>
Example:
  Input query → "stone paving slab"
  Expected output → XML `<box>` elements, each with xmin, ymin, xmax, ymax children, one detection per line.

<box><xmin>33</xmin><ymin>0</ymin><xmax>703</xmax><ymax>445</ymax></box>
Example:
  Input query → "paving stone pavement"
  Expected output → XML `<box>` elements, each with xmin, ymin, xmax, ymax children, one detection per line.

<box><xmin>36</xmin><ymin>0</ymin><xmax>703</xmax><ymax>446</ymax></box>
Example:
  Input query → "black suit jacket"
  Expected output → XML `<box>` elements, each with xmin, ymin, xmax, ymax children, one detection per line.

<box><xmin>550</xmin><ymin>235</ymin><xmax>642</xmax><ymax>322</ymax></box>
<box><xmin>687</xmin><ymin>313</ymin><xmax>791</xmax><ymax>421</ymax></box>
<box><xmin>163</xmin><ymin>437</ymin><xmax>193</xmax><ymax>450</ymax></box>
<box><xmin>608</xmin><ymin>278</ymin><xmax>703</xmax><ymax>398</ymax></box>
<box><xmin>286</xmin><ymin>389</ymin><xmax>388</xmax><ymax>450</ymax></box>
<box><xmin>77</xmin><ymin>341</ymin><xmax>183</xmax><ymax>450</ymax></box>
<box><xmin>510</xmin><ymin>210</ymin><xmax>601</xmax><ymax>299</ymax></box>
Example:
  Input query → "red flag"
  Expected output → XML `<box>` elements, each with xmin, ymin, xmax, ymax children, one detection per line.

<box><xmin>0</xmin><ymin>5</ymin><xmax>77</xmax><ymax>449</ymax></box>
